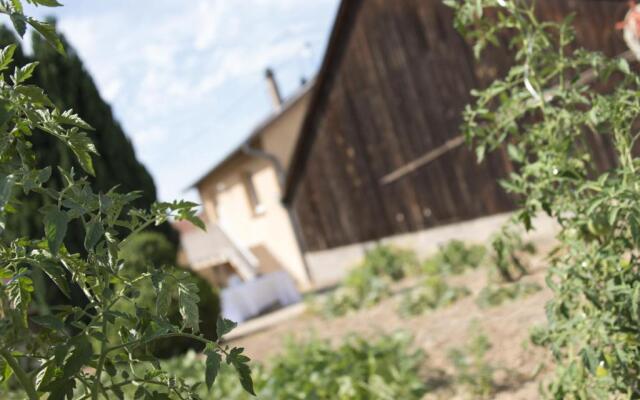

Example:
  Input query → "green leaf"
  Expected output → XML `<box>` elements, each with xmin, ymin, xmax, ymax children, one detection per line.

<box><xmin>31</xmin><ymin>314</ymin><xmax>65</xmax><ymax>330</ymax></box>
<box><xmin>9</xmin><ymin>0</ymin><xmax>23</xmax><ymax>13</ymax></box>
<box><xmin>177</xmin><ymin>279</ymin><xmax>200</xmax><ymax>333</ymax></box>
<box><xmin>67</xmin><ymin>128</ymin><xmax>97</xmax><ymax>176</ymax></box>
<box><xmin>156</xmin><ymin>280</ymin><xmax>171</xmax><ymax>316</ymax></box>
<box><xmin>15</xmin><ymin>85</ymin><xmax>54</xmax><ymax>107</ymax></box>
<box><xmin>26</xmin><ymin>18</ymin><xmax>65</xmax><ymax>55</ymax></box>
<box><xmin>104</xmin><ymin>360</ymin><xmax>117</xmax><ymax>377</ymax></box>
<box><xmin>204</xmin><ymin>348</ymin><xmax>222</xmax><ymax>390</ymax></box>
<box><xmin>0</xmin><ymin>174</ymin><xmax>15</xmax><ymax>210</ymax></box>
<box><xmin>216</xmin><ymin>316</ymin><xmax>237</xmax><ymax>339</ymax></box>
<box><xmin>134</xmin><ymin>386</ymin><xmax>146</xmax><ymax>399</ymax></box>
<box><xmin>10</xmin><ymin>14</ymin><xmax>26</xmax><ymax>37</ymax></box>
<box><xmin>83</xmin><ymin>220</ymin><xmax>104</xmax><ymax>251</ymax></box>
<box><xmin>62</xmin><ymin>336</ymin><xmax>93</xmax><ymax>379</ymax></box>
<box><xmin>227</xmin><ymin>347</ymin><xmax>255</xmax><ymax>395</ymax></box>
<box><xmin>56</xmin><ymin>109</ymin><xmax>93</xmax><ymax>130</ymax></box>
<box><xmin>12</xmin><ymin>61</ymin><xmax>38</xmax><ymax>84</ymax></box>
<box><xmin>0</xmin><ymin>44</ymin><xmax>17</xmax><ymax>71</ymax></box>
<box><xmin>7</xmin><ymin>272</ymin><xmax>33</xmax><ymax>328</ymax></box>
<box><xmin>618</xmin><ymin>58</ymin><xmax>630</xmax><ymax>75</ymax></box>
<box><xmin>0</xmin><ymin>357</ymin><xmax>12</xmax><ymax>383</ymax></box>
<box><xmin>44</xmin><ymin>208</ymin><xmax>68</xmax><ymax>255</ymax></box>
<box><xmin>39</xmin><ymin>260</ymin><xmax>70</xmax><ymax>298</ymax></box>
<box><xmin>27</xmin><ymin>0</ymin><xmax>63</xmax><ymax>6</ymax></box>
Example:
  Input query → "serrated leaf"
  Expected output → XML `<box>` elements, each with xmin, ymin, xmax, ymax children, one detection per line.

<box><xmin>57</xmin><ymin>109</ymin><xmax>93</xmax><ymax>130</ymax></box>
<box><xmin>67</xmin><ymin>128</ymin><xmax>97</xmax><ymax>176</ymax></box>
<box><xmin>43</xmin><ymin>208</ymin><xmax>68</xmax><ymax>255</ymax></box>
<box><xmin>216</xmin><ymin>316</ymin><xmax>237</xmax><ymax>339</ymax></box>
<box><xmin>26</xmin><ymin>18</ymin><xmax>65</xmax><ymax>55</ymax></box>
<box><xmin>227</xmin><ymin>347</ymin><xmax>255</xmax><ymax>395</ymax></box>
<box><xmin>204</xmin><ymin>349</ymin><xmax>222</xmax><ymax>390</ymax></box>
<box><xmin>15</xmin><ymin>85</ymin><xmax>54</xmax><ymax>107</ymax></box>
<box><xmin>0</xmin><ymin>44</ymin><xmax>16</xmax><ymax>71</ymax></box>
<box><xmin>28</xmin><ymin>0</ymin><xmax>63</xmax><ymax>6</ymax></box>
<box><xmin>12</xmin><ymin>61</ymin><xmax>38</xmax><ymax>84</ymax></box>
<box><xmin>10</xmin><ymin>14</ymin><xmax>26</xmax><ymax>37</ymax></box>
<box><xmin>9</xmin><ymin>0</ymin><xmax>23</xmax><ymax>13</ymax></box>
<box><xmin>7</xmin><ymin>273</ymin><xmax>33</xmax><ymax>328</ymax></box>
<box><xmin>83</xmin><ymin>220</ymin><xmax>104</xmax><ymax>251</ymax></box>
<box><xmin>177</xmin><ymin>279</ymin><xmax>200</xmax><ymax>333</ymax></box>
<box><xmin>39</xmin><ymin>260</ymin><xmax>70</xmax><ymax>298</ymax></box>
<box><xmin>156</xmin><ymin>280</ymin><xmax>171</xmax><ymax>316</ymax></box>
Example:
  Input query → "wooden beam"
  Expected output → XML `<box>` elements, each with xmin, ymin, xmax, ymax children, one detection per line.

<box><xmin>380</xmin><ymin>50</ymin><xmax>635</xmax><ymax>186</ymax></box>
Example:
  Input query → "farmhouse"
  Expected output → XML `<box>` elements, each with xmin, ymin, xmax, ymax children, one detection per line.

<box><xmin>282</xmin><ymin>0</ymin><xmax>625</xmax><ymax>284</ymax></box>
<box><xmin>181</xmin><ymin>72</ymin><xmax>314</xmax><ymax>289</ymax></box>
<box><xmin>182</xmin><ymin>0</ymin><xmax>628</xmax><ymax>290</ymax></box>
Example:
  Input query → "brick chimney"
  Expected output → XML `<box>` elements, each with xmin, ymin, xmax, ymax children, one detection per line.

<box><xmin>264</xmin><ymin>67</ymin><xmax>283</xmax><ymax>110</ymax></box>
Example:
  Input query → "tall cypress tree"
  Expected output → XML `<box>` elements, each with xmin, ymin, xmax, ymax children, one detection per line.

<box><xmin>0</xmin><ymin>25</ymin><xmax>176</xmax><ymax>253</ymax></box>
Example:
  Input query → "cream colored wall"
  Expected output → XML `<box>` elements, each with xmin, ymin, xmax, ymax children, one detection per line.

<box><xmin>261</xmin><ymin>91</ymin><xmax>311</xmax><ymax>171</ymax></box>
<box><xmin>196</xmin><ymin>88</ymin><xmax>313</xmax><ymax>290</ymax></box>
<box><xmin>198</xmin><ymin>155</ymin><xmax>310</xmax><ymax>289</ymax></box>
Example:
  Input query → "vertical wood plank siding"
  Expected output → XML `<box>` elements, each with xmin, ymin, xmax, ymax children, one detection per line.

<box><xmin>292</xmin><ymin>0</ymin><xmax>629</xmax><ymax>251</ymax></box>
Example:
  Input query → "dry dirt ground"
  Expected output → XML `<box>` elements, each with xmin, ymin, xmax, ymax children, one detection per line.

<box><xmin>228</xmin><ymin>239</ymin><xmax>558</xmax><ymax>399</ymax></box>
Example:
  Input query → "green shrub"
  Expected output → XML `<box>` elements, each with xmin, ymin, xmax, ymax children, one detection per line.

<box><xmin>321</xmin><ymin>275</ymin><xmax>390</xmax><ymax>317</ymax></box>
<box><xmin>422</xmin><ymin>240</ymin><xmax>486</xmax><ymax>276</ymax></box>
<box><xmin>475</xmin><ymin>282</ymin><xmax>542</xmax><ymax>309</ymax></box>
<box><xmin>154</xmin><ymin>332</ymin><xmax>428</xmax><ymax>400</ymax></box>
<box><xmin>119</xmin><ymin>231</ymin><xmax>177</xmax><ymax>268</ymax></box>
<box><xmin>448</xmin><ymin>331</ymin><xmax>495</xmax><ymax>399</ymax></box>
<box><xmin>490</xmin><ymin>225</ymin><xmax>536</xmax><ymax>283</ymax></box>
<box><xmin>318</xmin><ymin>245</ymin><xmax>417</xmax><ymax>317</ymax></box>
<box><xmin>448</xmin><ymin>0</ymin><xmax>640</xmax><ymax>394</ymax></box>
<box><xmin>360</xmin><ymin>245</ymin><xmax>419</xmax><ymax>281</ymax></box>
<box><xmin>399</xmin><ymin>276</ymin><xmax>470</xmax><ymax>317</ymax></box>
<box><xmin>118</xmin><ymin>232</ymin><xmax>221</xmax><ymax>358</ymax></box>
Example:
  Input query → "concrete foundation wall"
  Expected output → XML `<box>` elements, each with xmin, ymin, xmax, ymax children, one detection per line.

<box><xmin>305</xmin><ymin>212</ymin><xmax>558</xmax><ymax>288</ymax></box>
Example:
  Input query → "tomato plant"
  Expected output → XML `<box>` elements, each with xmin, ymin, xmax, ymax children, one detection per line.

<box><xmin>0</xmin><ymin>1</ymin><xmax>253</xmax><ymax>399</ymax></box>
<box><xmin>448</xmin><ymin>0</ymin><xmax>640</xmax><ymax>397</ymax></box>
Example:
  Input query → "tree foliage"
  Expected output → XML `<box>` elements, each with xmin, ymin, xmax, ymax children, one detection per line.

<box><xmin>448</xmin><ymin>0</ymin><xmax>640</xmax><ymax>397</ymax></box>
<box><xmin>0</xmin><ymin>2</ymin><xmax>253</xmax><ymax>399</ymax></box>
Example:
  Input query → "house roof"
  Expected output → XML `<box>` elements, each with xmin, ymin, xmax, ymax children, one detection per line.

<box><xmin>282</xmin><ymin>0</ymin><xmax>362</xmax><ymax>204</ymax></box>
<box><xmin>188</xmin><ymin>78</ymin><xmax>315</xmax><ymax>190</ymax></box>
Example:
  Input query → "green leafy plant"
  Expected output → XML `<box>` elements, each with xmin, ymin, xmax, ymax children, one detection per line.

<box><xmin>422</xmin><ymin>240</ymin><xmax>486</xmax><ymax>276</ymax></box>
<box><xmin>475</xmin><ymin>281</ymin><xmax>542</xmax><ymax>309</ymax></box>
<box><xmin>491</xmin><ymin>224</ymin><xmax>536</xmax><ymax>283</ymax></box>
<box><xmin>154</xmin><ymin>332</ymin><xmax>428</xmax><ymax>400</ymax></box>
<box><xmin>118</xmin><ymin>232</ymin><xmax>221</xmax><ymax>358</ymax></box>
<box><xmin>0</xmin><ymin>2</ymin><xmax>253</xmax><ymax>399</ymax></box>
<box><xmin>448</xmin><ymin>0</ymin><xmax>640</xmax><ymax>396</ymax></box>
<box><xmin>399</xmin><ymin>275</ymin><xmax>470</xmax><ymax>317</ymax></box>
<box><xmin>359</xmin><ymin>245</ymin><xmax>419</xmax><ymax>281</ymax></box>
<box><xmin>319</xmin><ymin>245</ymin><xmax>416</xmax><ymax>317</ymax></box>
<box><xmin>320</xmin><ymin>273</ymin><xmax>390</xmax><ymax>317</ymax></box>
<box><xmin>448</xmin><ymin>330</ymin><xmax>496</xmax><ymax>399</ymax></box>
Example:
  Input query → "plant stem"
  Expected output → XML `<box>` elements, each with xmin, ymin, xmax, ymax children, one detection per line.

<box><xmin>0</xmin><ymin>348</ymin><xmax>38</xmax><ymax>400</ymax></box>
<box><xmin>91</xmin><ymin>312</ymin><xmax>108</xmax><ymax>400</ymax></box>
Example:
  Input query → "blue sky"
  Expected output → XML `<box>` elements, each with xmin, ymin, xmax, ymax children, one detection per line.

<box><xmin>26</xmin><ymin>0</ymin><xmax>340</xmax><ymax>202</ymax></box>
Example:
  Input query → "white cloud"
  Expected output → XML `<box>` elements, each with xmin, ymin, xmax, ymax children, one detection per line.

<box><xmin>45</xmin><ymin>0</ymin><xmax>340</xmax><ymax>201</ymax></box>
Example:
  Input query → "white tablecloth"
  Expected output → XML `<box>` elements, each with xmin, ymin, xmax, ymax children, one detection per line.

<box><xmin>221</xmin><ymin>271</ymin><xmax>301</xmax><ymax>322</ymax></box>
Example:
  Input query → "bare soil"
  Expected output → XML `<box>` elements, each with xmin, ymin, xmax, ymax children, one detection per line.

<box><xmin>228</xmin><ymin>240</ymin><xmax>557</xmax><ymax>399</ymax></box>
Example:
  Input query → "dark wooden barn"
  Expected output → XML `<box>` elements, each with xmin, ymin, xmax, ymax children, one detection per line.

<box><xmin>283</xmin><ymin>0</ymin><xmax>630</xmax><ymax>252</ymax></box>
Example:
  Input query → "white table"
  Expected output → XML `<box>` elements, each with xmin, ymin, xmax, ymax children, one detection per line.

<box><xmin>221</xmin><ymin>271</ymin><xmax>301</xmax><ymax>323</ymax></box>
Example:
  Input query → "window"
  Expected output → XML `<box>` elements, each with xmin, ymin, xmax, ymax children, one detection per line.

<box><xmin>242</xmin><ymin>172</ymin><xmax>265</xmax><ymax>215</ymax></box>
